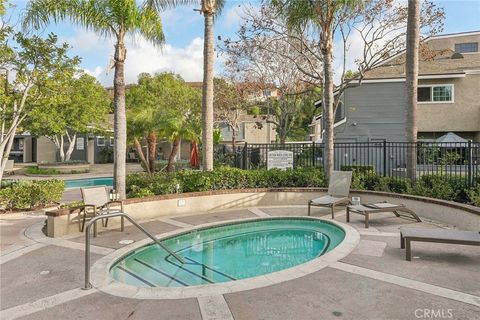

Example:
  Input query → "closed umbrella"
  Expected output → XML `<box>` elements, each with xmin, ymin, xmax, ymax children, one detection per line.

<box><xmin>190</xmin><ymin>141</ymin><xmax>200</xmax><ymax>169</ymax></box>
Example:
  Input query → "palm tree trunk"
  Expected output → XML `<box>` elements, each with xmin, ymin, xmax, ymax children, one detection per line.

<box><xmin>113</xmin><ymin>37</ymin><xmax>127</xmax><ymax>198</ymax></box>
<box><xmin>405</xmin><ymin>0</ymin><xmax>420</xmax><ymax>182</ymax></box>
<box><xmin>322</xmin><ymin>29</ymin><xmax>335</xmax><ymax>180</ymax></box>
<box><xmin>133</xmin><ymin>137</ymin><xmax>150</xmax><ymax>175</ymax></box>
<box><xmin>202</xmin><ymin>11</ymin><xmax>214</xmax><ymax>171</ymax></box>
<box><xmin>146</xmin><ymin>131</ymin><xmax>157</xmax><ymax>174</ymax></box>
<box><xmin>167</xmin><ymin>136</ymin><xmax>181</xmax><ymax>173</ymax></box>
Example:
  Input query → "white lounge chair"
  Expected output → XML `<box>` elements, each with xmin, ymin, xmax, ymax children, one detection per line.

<box><xmin>80</xmin><ymin>186</ymin><xmax>124</xmax><ymax>237</ymax></box>
<box><xmin>308</xmin><ymin>171</ymin><xmax>353</xmax><ymax>218</ymax></box>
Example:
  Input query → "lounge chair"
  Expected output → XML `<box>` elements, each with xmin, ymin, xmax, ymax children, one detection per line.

<box><xmin>308</xmin><ymin>171</ymin><xmax>353</xmax><ymax>218</ymax></box>
<box><xmin>80</xmin><ymin>186</ymin><xmax>125</xmax><ymax>237</ymax></box>
<box><xmin>400</xmin><ymin>227</ymin><xmax>480</xmax><ymax>261</ymax></box>
<box><xmin>347</xmin><ymin>202</ymin><xmax>421</xmax><ymax>228</ymax></box>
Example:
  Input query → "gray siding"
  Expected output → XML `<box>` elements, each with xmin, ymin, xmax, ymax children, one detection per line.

<box><xmin>334</xmin><ymin>82</ymin><xmax>406</xmax><ymax>143</ymax></box>
<box><xmin>69</xmin><ymin>135</ymin><xmax>88</xmax><ymax>162</ymax></box>
<box><xmin>218</xmin><ymin>122</ymin><xmax>245</xmax><ymax>142</ymax></box>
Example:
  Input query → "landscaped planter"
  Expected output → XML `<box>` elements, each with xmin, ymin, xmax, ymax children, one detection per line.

<box><xmin>45</xmin><ymin>188</ymin><xmax>480</xmax><ymax>237</ymax></box>
<box><xmin>38</xmin><ymin>162</ymin><xmax>90</xmax><ymax>174</ymax></box>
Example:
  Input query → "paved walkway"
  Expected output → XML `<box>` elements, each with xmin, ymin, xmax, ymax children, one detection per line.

<box><xmin>1</xmin><ymin>206</ymin><xmax>479</xmax><ymax>320</ymax></box>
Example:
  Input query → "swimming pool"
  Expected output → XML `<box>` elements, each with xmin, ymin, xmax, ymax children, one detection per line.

<box><xmin>65</xmin><ymin>177</ymin><xmax>113</xmax><ymax>189</ymax></box>
<box><xmin>110</xmin><ymin>217</ymin><xmax>345</xmax><ymax>288</ymax></box>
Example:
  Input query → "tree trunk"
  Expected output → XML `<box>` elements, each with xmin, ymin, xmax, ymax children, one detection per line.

<box><xmin>59</xmin><ymin>135</ymin><xmax>65</xmax><ymax>162</ymax></box>
<box><xmin>322</xmin><ymin>29</ymin><xmax>335</xmax><ymax>180</ymax></box>
<box><xmin>64</xmin><ymin>133</ymin><xmax>76</xmax><ymax>162</ymax></box>
<box><xmin>405</xmin><ymin>0</ymin><xmax>420</xmax><ymax>182</ymax></box>
<box><xmin>146</xmin><ymin>131</ymin><xmax>157</xmax><ymax>174</ymax></box>
<box><xmin>0</xmin><ymin>127</ymin><xmax>16</xmax><ymax>182</ymax></box>
<box><xmin>133</xmin><ymin>137</ymin><xmax>150</xmax><ymax>175</ymax></box>
<box><xmin>167</xmin><ymin>137</ymin><xmax>181</xmax><ymax>173</ymax></box>
<box><xmin>231</xmin><ymin>127</ymin><xmax>236</xmax><ymax>150</ymax></box>
<box><xmin>202</xmin><ymin>12</ymin><xmax>214</xmax><ymax>171</ymax></box>
<box><xmin>113</xmin><ymin>36</ymin><xmax>127</xmax><ymax>198</ymax></box>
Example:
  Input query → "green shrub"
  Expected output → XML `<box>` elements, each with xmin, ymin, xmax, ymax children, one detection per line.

<box><xmin>126</xmin><ymin>167</ymin><xmax>327</xmax><ymax>198</ymax></box>
<box><xmin>350</xmin><ymin>171</ymin><xmax>381</xmax><ymax>190</ymax></box>
<box><xmin>412</xmin><ymin>175</ymin><xmax>465</xmax><ymax>202</ymax></box>
<box><xmin>26</xmin><ymin>167</ymin><xmax>62</xmax><ymax>175</ymax></box>
<box><xmin>26</xmin><ymin>166</ymin><xmax>89</xmax><ymax>175</ymax></box>
<box><xmin>466</xmin><ymin>185</ymin><xmax>480</xmax><ymax>207</ymax></box>
<box><xmin>374</xmin><ymin>177</ymin><xmax>411</xmax><ymax>194</ymax></box>
<box><xmin>0</xmin><ymin>179</ymin><xmax>64</xmax><ymax>211</ymax></box>
<box><xmin>128</xmin><ymin>186</ymin><xmax>155</xmax><ymax>198</ymax></box>
<box><xmin>175</xmin><ymin>170</ymin><xmax>213</xmax><ymax>192</ymax></box>
<box><xmin>124</xmin><ymin>167</ymin><xmax>477</xmax><ymax>206</ymax></box>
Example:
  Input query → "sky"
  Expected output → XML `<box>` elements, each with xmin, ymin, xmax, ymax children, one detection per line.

<box><xmin>5</xmin><ymin>0</ymin><xmax>480</xmax><ymax>86</ymax></box>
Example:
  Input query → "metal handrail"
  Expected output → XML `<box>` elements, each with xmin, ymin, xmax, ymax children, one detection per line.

<box><xmin>83</xmin><ymin>212</ymin><xmax>184</xmax><ymax>290</ymax></box>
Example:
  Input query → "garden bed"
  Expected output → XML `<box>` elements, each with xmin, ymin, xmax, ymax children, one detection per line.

<box><xmin>34</xmin><ymin>162</ymin><xmax>90</xmax><ymax>174</ymax></box>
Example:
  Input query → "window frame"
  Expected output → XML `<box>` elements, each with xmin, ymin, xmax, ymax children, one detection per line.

<box><xmin>96</xmin><ymin>136</ymin><xmax>105</xmax><ymax>147</ymax></box>
<box><xmin>454</xmin><ymin>42</ymin><xmax>478</xmax><ymax>54</ymax></box>
<box><xmin>417</xmin><ymin>84</ymin><xmax>454</xmax><ymax>104</ymax></box>
<box><xmin>76</xmin><ymin>137</ymin><xmax>85</xmax><ymax>150</ymax></box>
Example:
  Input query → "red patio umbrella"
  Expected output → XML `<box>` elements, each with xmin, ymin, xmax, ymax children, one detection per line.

<box><xmin>190</xmin><ymin>141</ymin><xmax>200</xmax><ymax>169</ymax></box>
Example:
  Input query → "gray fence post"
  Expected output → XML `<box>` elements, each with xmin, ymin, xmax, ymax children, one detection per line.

<box><xmin>243</xmin><ymin>142</ymin><xmax>248</xmax><ymax>170</ymax></box>
<box><xmin>383</xmin><ymin>140</ymin><xmax>387</xmax><ymax>177</ymax></box>
<box><xmin>312</xmin><ymin>142</ymin><xmax>315</xmax><ymax>167</ymax></box>
<box><xmin>468</xmin><ymin>140</ymin><xmax>473</xmax><ymax>187</ymax></box>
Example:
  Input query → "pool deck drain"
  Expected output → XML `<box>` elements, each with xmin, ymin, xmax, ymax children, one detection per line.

<box><xmin>1</xmin><ymin>207</ymin><xmax>479</xmax><ymax>320</ymax></box>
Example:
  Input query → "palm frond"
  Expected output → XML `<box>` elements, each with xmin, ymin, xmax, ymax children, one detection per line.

<box><xmin>22</xmin><ymin>0</ymin><xmax>116</xmax><ymax>38</ymax></box>
<box><xmin>135</xmin><ymin>5</ymin><xmax>165</xmax><ymax>45</ymax></box>
<box><xmin>143</xmin><ymin>0</ymin><xmax>197</xmax><ymax>12</ymax></box>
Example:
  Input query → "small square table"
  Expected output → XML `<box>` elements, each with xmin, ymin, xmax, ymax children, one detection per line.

<box><xmin>346</xmin><ymin>202</ymin><xmax>421</xmax><ymax>228</ymax></box>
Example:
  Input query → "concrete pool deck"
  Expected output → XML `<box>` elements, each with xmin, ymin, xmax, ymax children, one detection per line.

<box><xmin>1</xmin><ymin>206</ymin><xmax>479</xmax><ymax>320</ymax></box>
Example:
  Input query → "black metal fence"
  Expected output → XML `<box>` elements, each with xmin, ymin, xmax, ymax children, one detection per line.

<box><xmin>215</xmin><ymin>141</ymin><xmax>480</xmax><ymax>187</ymax></box>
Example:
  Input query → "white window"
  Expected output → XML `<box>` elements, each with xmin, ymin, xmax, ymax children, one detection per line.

<box><xmin>418</xmin><ymin>85</ymin><xmax>454</xmax><ymax>103</ymax></box>
<box><xmin>76</xmin><ymin>137</ymin><xmax>84</xmax><ymax>150</ymax></box>
<box><xmin>109</xmin><ymin>137</ymin><xmax>114</xmax><ymax>146</ymax></box>
<box><xmin>97</xmin><ymin>136</ymin><xmax>105</xmax><ymax>146</ymax></box>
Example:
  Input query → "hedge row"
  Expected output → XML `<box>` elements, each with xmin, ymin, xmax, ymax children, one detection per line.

<box><xmin>126</xmin><ymin>167</ymin><xmax>327</xmax><ymax>198</ymax></box>
<box><xmin>126</xmin><ymin>167</ymin><xmax>480</xmax><ymax>207</ymax></box>
<box><xmin>0</xmin><ymin>179</ymin><xmax>65</xmax><ymax>211</ymax></box>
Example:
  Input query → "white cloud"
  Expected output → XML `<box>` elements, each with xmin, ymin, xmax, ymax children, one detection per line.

<box><xmin>84</xmin><ymin>66</ymin><xmax>105</xmax><ymax>79</ymax></box>
<box><xmin>62</xmin><ymin>29</ymin><xmax>113</xmax><ymax>53</ymax></box>
<box><xmin>124</xmin><ymin>36</ymin><xmax>204</xmax><ymax>83</ymax></box>
<box><xmin>91</xmin><ymin>36</ymin><xmax>205</xmax><ymax>85</ymax></box>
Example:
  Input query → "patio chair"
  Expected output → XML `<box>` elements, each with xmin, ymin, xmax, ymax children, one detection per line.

<box><xmin>308</xmin><ymin>171</ymin><xmax>353</xmax><ymax>218</ymax></box>
<box><xmin>400</xmin><ymin>227</ymin><xmax>480</xmax><ymax>261</ymax></box>
<box><xmin>80</xmin><ymin>186</ymin><xmax>124</xmax><ymax>237</ymax></box>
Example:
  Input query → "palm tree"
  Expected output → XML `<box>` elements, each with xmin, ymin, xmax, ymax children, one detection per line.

<box><xmin>272</xmin><ymin>0</ymin><xmax>361</xmax><ymax>179</ymax></box>
<box><xmin>405</xmin><ymin>0</ymin><xmax>420</xmax><ymax>181</ymax></box>
<box><xmin>148</xmin><ymin>0</ymin><xmax>225</xmax><ymax>171</ymax></box>
<box><xmin>23</xmin><ymin>0</ymin><xmax>165</xmax><ymax>199</ymax></box>
<box><xmin>199</xmin><ymin>0</ymin><xmax>224</xmax><ymax>171</ymax></box>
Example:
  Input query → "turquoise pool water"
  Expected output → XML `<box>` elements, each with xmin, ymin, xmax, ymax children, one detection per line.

<box><xmin>110</xmin><ymin>218</ymin><xmax>345</xmax><ymax>288</ymax></box>
<box><xmin>65</xmin><ymin>177</ymin><xmax>113</xmax><ymax>189</ymax></box>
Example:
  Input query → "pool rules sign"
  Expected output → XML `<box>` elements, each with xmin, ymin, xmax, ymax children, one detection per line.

<box><xmin>267</xmin><ymin>150</ymin><xmax>293</xmax><ymax>170</ymax></box>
